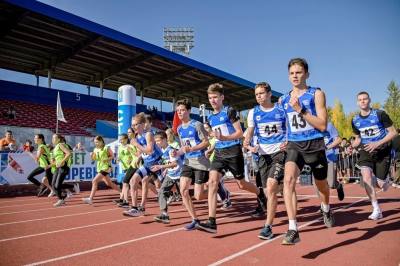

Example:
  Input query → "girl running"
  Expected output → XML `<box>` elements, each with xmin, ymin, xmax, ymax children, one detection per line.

<box><xmin>51</xmin><ymin>134</ymin><xmax>72</xmax><ymax>207</ymax></box>
<box><xmin>82</xmin><ymin>136</ymin><xmax>120</xmax><ymax>204</ymax></box>
<box><xmin>26</xmin><ymin>134</ymin><xmax>54</xmax><ymax>196</ymax></box>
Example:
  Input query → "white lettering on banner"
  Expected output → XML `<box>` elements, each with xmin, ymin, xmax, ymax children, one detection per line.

<box><xmin>0</xmin><ymin>152</ymin><xmax>119</xmax><ymax>185</ymax></box>
<box><xmin>117</xmin><ymin>110</ymin><xmax>123</xmax><ymax>122</ymax></box>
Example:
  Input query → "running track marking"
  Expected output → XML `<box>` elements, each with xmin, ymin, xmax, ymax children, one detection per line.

<box><xmin>0</xmin><ymin>204</ymin><xmax>84</xmax><ymax>215</ymax></box>
<box><xmin>23</xmin><ymin>208</ymin><xmax>259</xmax><ymax>266</ymax></box>
<box><xmin>231</xmin><ymin>192</ymin><xmax>366</xmax><ymax>199</ymax></box>
<box><xmin>0</xmin><ymin>208</ymin><xmax>119</xmax><ymax>226</ymax></box>
<box><xmin>208</xmin><ymin>194</ymin><xmax>375</xmax><ymax>266</ymax></box>
<box><xmin>0</xmin><ymin>207</ymin><xmax>186</xmax><ymax>243</ymax></box>
<box><xmin>0</xmin><ymin>202</ymin><xmax>51</xmax><ymax>209</ymax></box>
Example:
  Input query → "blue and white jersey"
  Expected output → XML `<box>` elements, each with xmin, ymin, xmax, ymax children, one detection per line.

<box><xmin>208</xmin><ymin>106</ymin><xmax>240</xmax><ymax>149</ymax></box>
<box><xmin>136</xmin><ymin>132</ymin><xmax>162</xmax><ymax>166</ymax></box>
<box><xmin>352</xmin><ymin>109</ymin><xmax>387</xmax><ymax>144</ymax></box>
<box><xmin>161</xmin><ymin>146</ymin><xmax>183</xmax><ymax>180</ymax></box>
<box><xmin>323</xmin><ymin>122</ymin><xmax>339</xmax><ymax>162</ymax></box>
<box><xmin>249</xmin><ymin>104</ymin><xmax>286</xmax><ymax>155</ymax></box>
<box><xmin>280</xmin><ymin>87</ymin><xmax>325</xmax><ymax>142</ymax></box>
<box><xmin>177</xmin><ymin>120</ymin><xmax>205</xmax><ymax>159</ymax></box>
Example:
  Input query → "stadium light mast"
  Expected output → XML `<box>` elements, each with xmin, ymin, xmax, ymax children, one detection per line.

<box><xmin>163</xmin><ymin>27</ymin><xmax>194</xmax><ymax>56</ymax></box>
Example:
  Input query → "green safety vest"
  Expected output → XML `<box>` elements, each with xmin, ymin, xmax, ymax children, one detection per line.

<box><xmin>118</xmin><ymin>144</ymin><xmax>132</xmax><ymax>171</ymax></box>
<box><xmin>94</xmin><ymin>146</ymin><xmax>111</xmax><ymax>172</ymax></box>
<box><xmin>38</xmin><ymin>144</ymin><xmax>50</xmax><ymax>168</ymax></box>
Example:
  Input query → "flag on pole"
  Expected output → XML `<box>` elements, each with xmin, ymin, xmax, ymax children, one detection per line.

<box><xmin>172</xmin><ymin>111</ymin><xmax>181</xmax><ymax>135</ymax></box>
<box><xmin>56</xmin><ymin>91</ymin><xmax>67</xmax><ymax>123</ymax></box>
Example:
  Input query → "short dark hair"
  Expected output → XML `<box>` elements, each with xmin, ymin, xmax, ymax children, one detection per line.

<box><xmin>255</xmin><ymin>82</ymin><xmax>272</xmax><ymax>93</ymax></box>
<box><xmin>6</xmin><ymin>130</ymin><xmax>12</xmax><ymax>135</ymax></box>
<box><xmin>176</xmin><ymin>99</ymin><xmax>191</xmax><ymax>110</ymax></box>
<box><xmin>120</xmin><ymin>133</ymin><xmax>128</xmax><ymax>139</ymax></box>
<box><xmin>357</xmin><ymin>91</ymin><xmax>370</xmax><ymax>98</ymax></box>
<box><xmin>288</xmin><ymin>58</ymin><xmax>309</xmax><ymax>73</ymax></box>
<box><xmin>154</xmin><ymin>131</ymin><xmax>167</xmax><ymax>140</ymax></box>
<box><xmin>94</xmin><ymin>135</ymin><xmax>105</xmax><ymax>145</ymax></box>
<box><xmin>36</xmin><ymin>134</ymin><xmax>46</xmax><ymax>144</ymax></box>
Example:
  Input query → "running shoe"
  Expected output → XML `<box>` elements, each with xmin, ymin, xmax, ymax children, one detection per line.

<box><xmin>117</xmin><ymin>201</ymin><xmax>130</xmax><ymax>208</ymax></box>
<box><xmin>82</xmin><ymin>197</ymin><xmax>93</xmax><ymax>205</ymax></box>
<box><xmin>53</xmin><ymin>199</ymin><xmax>65</xmax><ymax>207</ymax></box>
<box><xmin>123</xmin><ymin>206</ymin><xmax>145</xmax><ymax>217</ymax></box>
<box><xmin>258</xmin><ymin>225</ymin><xmax>274</xmax><ymax>240</ymax></box>
<box><xmin>154</xmin><ymin>214</ymin><xmax>170</xmax><ymax>224</ymax></box>
<box><xmin>197</xmin><ymin>219</ymin><xmax>217</xmax><ymax>233</ymax></box>
<box><xmin>336</xmin><ymin>183</ymin><xmax>345</xmax><ymax>201</ymax></box>
<box><xmin>321</xmin><ymin>208</ymin><xmax>335</xmax><ymax>228</ymax></box>
<box><xmin>368</xmin><ymin>210</ymin><xmax>383</xmax><ymax>220</ymax></box>
<box><xmin>282</xmin><ymin>230</ymin><xmax>300</xmax><ymax>245</ymax></box>
<box><xmin>184</xmin><ymin>219</ymin><xmax>199</xmax><ymax>231</ymax></box>
<box><xmin>113</xmin><ymin>199</ymin><xmax>123</xmax><ymax>204</ymax></box>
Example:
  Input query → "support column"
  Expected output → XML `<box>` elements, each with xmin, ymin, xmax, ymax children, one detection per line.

<box><xmin>87</xmin><ymin>85</ymin><xmax>91</xmax><ymax>96</ymax></box>
<box><xmin>35</xmin><ymin>74</ymin><xmax>39</xmax><ymax>87</ymax></box>
<box><xmin>99</xmin><ymin>81</ymin><xmax>104</xmax><ymax>98</ymax></box>
<box><xmin>140</xmin><ymin>89</ymin><xmax>144</xmax><ymax>105</ymax></box>
<box><xmin>47</xmin><ymin>70</ymin><xmax>52</xmax><ymax>88</ymax></box>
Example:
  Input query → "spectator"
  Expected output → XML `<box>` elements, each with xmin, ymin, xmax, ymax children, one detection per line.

<box><xmin>73</xmin><ymin>142</ymin><xmax>86</xmax><ymax>152</ymax></box>
<box><xmin>7</xmin><ymin>106</ymin><xmax>16</xmax><ymax>119</ymax></box>
<box><xmin>392</xmin><ymin>129</ymin><xmax>400</xmax><ymax>188</ymax></box>
<box><xmin>22</xmin><ymin>139</ymin><xmax>34</xmax><ymax>153</ymax></box>
<box><xmin>0</xmin><ymin>130</ymin><xmax>16</xmax><ymax>151</ymax></box>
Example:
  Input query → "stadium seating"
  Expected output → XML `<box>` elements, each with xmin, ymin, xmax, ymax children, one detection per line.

<box><xmin>0</xmin><ymin>99</ymin><xmax>116</xmax><ymax>136</ymax></box>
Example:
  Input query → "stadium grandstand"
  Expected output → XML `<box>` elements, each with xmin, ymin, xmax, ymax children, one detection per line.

<box><xmin>0</xmin><ymin>0</ymin><xmax>281</xmax><ymax>149</ymax></box>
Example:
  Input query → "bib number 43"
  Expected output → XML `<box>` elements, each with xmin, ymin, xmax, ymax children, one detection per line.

<box><xmin>291</xmin><ymin>114</ymin><xmax>307</xmax><ymax>129</ymax></box>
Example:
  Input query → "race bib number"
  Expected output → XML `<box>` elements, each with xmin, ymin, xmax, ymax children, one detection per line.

<box><xmin>181</xmin><ymin>137</ymin><xmax>197</xmax><ymax>148</ymax></box>
<box><xmin>212</xmin><ymin>124</ymin><xmax>230</xmax><ymax>142</ymax></box>
<box><xmin>287</xmin><ymin>112</ymin><xmax>313</xmax><ymax>133</ymax></box>
<box><xmin>257</xmin><ymin>122</ymin><xmax>283</xmax><ymax>138</ymax></box>
<box><xmin>359</xmin><ymin>125</ymin><xmax>379</xmax><ymax>139</ymax></box>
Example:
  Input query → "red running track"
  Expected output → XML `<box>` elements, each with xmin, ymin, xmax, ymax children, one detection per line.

<box><xmin>0</xmin><ymin>181</ymin><xmax>399</xmax><ymax>266</ymax></box>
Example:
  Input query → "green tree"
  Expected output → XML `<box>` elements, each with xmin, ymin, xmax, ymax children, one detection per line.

<box><xmin>330</xmin><ymin>99</ymin><xmax>348</xmax><ymax>137</ymax></box>
<box><xmin>371</xmin><ymin>102</ymin><xmax>381</xmax><ymax>109</ymax></box>
<box><xmin>384</xmin><ymin>81</ymin><xmax>400</xmax><ymax>129</ymax></box>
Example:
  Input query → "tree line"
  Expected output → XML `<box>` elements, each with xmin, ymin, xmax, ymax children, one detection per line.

<box><xmin>329</xmin><ymin>81</ymin><xmax>400</xmax><ymax>139</ymax></box>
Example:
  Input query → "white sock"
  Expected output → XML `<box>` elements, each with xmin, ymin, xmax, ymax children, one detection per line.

<box><xmin>321</xmin><ymin>203</ymin><xmax>330</xmax><ymax>212</ymax></box>
<box><xmin>288</xmin><ymin>220</ymin><xmax>297</xmax><ymax>231</ymax></box>
<box><xmin>371</xmin><ymin>200</ymin><xmax>380</xmax><ymax>212</ymax></box>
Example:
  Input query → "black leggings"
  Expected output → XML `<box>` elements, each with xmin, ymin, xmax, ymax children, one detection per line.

<box><xmin>27</xmin><ymin>167</ymin><xmax>53</xmax><ymax>187</ymax></box>
<box><xmin>52</xmin><ymin>166</ymin><xmax>71</xmax><ymax>200</ymax></box>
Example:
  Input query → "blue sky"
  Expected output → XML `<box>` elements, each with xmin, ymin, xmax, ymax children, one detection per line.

<box><xmin>1</xmin><ymin>0</ymin><xmax>399</xmax><ymax>113</ymax></box>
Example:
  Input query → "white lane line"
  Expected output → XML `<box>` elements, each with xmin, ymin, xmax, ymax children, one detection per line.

<box><xmin>208</xmin><ymin>196</ymin><xmax>368</xmax><ymax>266</ymax></box>
<box><xmin>0</xmin><ymin>198</ymin><xmax>40</xmax><ymax>204</ymax></box>
<box><xmin>24</xmin><ymin>209</ymin><xmax>256</xmax><ymax>266</ymax></box>
<box><xmin>0</xmin><ymin>207</ymin><xmax>186</xmax><ymax>243</ymax></box>
<box><xmin>296</xmin><ymin>194</ymin><xmax>368</xmax><ymax>199</ymax></box>
<box><xmin>0</xmin><ymin>208</ymin><xmax>119</xmax><ymax>226</ymax></box>
<box><xmin>0</xmin><ymin>202</ymin><xmax>51</xmax><ymax>209</ymax></box>
<box><xmin>0</xmin><ymin>204</ymin><xmax>83</xmax><ymax>215</ymax></box>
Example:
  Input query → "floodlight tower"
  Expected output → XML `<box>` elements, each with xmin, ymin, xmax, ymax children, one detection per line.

<box><xmin>163</xmin><ymin>27</ymin><xmax>194</xmax><ymax>56</ymax></box>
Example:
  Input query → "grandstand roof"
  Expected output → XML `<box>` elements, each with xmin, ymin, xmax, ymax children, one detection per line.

<box><xmin>0</xmin><ymin>0</ymin><xmax>282</xmax><ymax>110</ymax></box>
